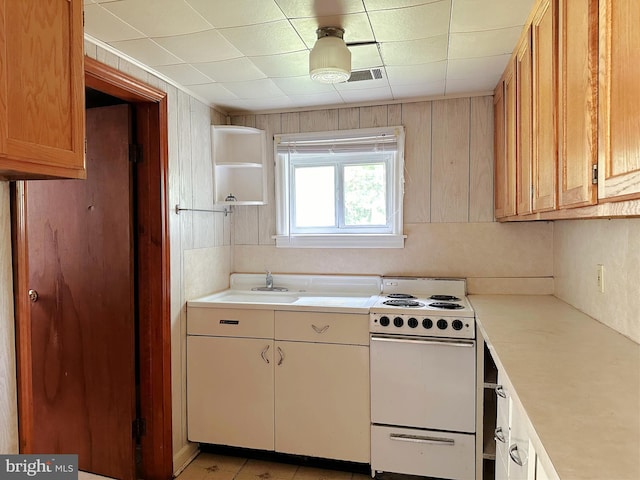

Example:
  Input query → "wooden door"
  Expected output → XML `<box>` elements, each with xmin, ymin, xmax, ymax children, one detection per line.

<box><xmin>532</xmin><ymin>0</ymin><xmax>558</xmax><ymax>212</ymax></box>
<box><xmin>23</xmin><ymin>104</ymin><xmax>136</xmax><ymax>479</ymax></box>
<box><xmin>0</xmin><ymin>0</ymin><xmax>85</xmax><ymax>179</ymax></box>
<box><xmin>597</xmin><ymin>0</ymin><xmax>640</xmax><ymax>202</ymax></box>
<box><xmin>275</xmin><ymin>341</ymin><xmax>370</xmax><ymax>463</ymax></box>
<box><xmin>557</xmin><ymin>0</ymin><xmax>598</xmax><ymax>209</ymax></box>
<box><xmin>187</xmin><ymin>336</ymin><xmax>274</xmax><ymax>450</ymax></box>
<box><xmin>516</xmin><ymin>27</ymin><xmax>533</xmax><ymax>215</ymax></box>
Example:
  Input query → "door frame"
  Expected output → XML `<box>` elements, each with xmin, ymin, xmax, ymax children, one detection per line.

<box><xmin>12</xmin><ymin>56</ymin><xmax>173</xmax><ymax>479</ymax></box>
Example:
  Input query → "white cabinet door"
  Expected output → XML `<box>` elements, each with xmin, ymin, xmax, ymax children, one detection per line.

<box><xmin>508</xmin><ymin>398</ymin><xmax>535</xmax><ymax>480</ymax></box>
<box><xmin>274</xmin><ymin>340</ymin><xmax>370</xmax><ymax>462</ymax></box>
<box><xmin>187</xmin><ymin>336</ymin><xmax>274</xmax><ymax>450</ymax></box>
<box><xmin>495</xmin><ymin>372</ymin><xmax>511</xmax><ymax>480</ymax></box>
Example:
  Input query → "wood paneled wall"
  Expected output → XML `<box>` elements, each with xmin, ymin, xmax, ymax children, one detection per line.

<box><xmin>230</xmin><ymin>96</ymin><xmax>495</xmax><ymax>245</ymax></box>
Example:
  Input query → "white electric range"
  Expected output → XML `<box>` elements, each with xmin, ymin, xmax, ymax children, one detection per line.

<box><xmin>369</xmin><ymin>277</ymin><xmax>477</xmax><ymax>480</ymax></box>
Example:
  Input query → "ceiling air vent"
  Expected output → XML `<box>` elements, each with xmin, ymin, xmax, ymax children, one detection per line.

<box><xmin>348</xmin><ymin>68</ymin><xmax>384</xmax><ymax>82</ymax></box>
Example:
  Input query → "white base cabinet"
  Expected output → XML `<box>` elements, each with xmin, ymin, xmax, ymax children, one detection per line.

<box><xmin>187</xmin><ymin>307</ymin><xmax>370</xmax><ymax>463</ymax></box>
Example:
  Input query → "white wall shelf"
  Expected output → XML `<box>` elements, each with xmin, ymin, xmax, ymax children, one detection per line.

<box><xmin>212</xmin><ymin>125</ymin><xmax>267</xmax><ymax>205</ymax></box>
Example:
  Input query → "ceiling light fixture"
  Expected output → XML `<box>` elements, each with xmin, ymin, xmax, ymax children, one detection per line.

<box><xmin>309</xmin><ymin>27</ymin><xmax>351</xmax><ymax>84</ymax></box>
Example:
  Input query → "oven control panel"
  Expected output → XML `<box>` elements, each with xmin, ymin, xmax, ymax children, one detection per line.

<box><xmin>370</xmin><ymin>313</ymin><xmax>475</xmax><ymax>339</ymax></box>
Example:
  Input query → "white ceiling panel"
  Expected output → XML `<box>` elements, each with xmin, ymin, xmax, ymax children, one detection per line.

<box><xmin>274</xmin><ymin>0</ymin><xmax>366</xmax><ymax>18</ymax></box>
<box><xmin>368</xmin><ymin>1</ymin><xmax>452</xmax><ymax>42</ymax></box>
<box><xmin>219</xmin><ymin>21</ymin><xmax>307</xmax><ymax>56</ymax></box>
<box><xmin>83</xmin><ymin>4</ymin><xmax>145</xmax><ymax>42</ymax></box>
<box><xmin>154</xmin><ymin>64</ymin><xmax>212</xmax><ymax>86</ymax></box>
<box><xmin>449</xmin><ymin>26</ymin><xmax>523</xmax><ymax>59</ymax></box>
<box><xmin>249</xmin><ymin>51</ymin><xmax>311</xmax><ymax>78</ymax></box>
<box><xmin>102</xmin><ymin>0</ymin><xmax>212</xmax><ymax>37</ymax></box>
<box><xmin>186</xmin><ymin>0</ymin><xmax>285</xmax><ymax>28</ymax></box>
<box><xmin>450</xmin><ymin>0</ymin><xmax>535</xmax><ymax>33</ymax></box>
<box><xmin>154</xmin><ymin>30</ymin><xmax>243</xmax><ymax>64</ymax></box>
<box><xmin>195</xmin><ymin>58</ymin><xmax>267</xmax><ymax>83</ymax></box>
<box><xmin>86</xmin><ymin>0</ymin><xmax>534</xmax><ymax>113</ymax></box>
<box><xmin>109</xmin><ymin>38</ymin><xmax>183</xmax><ymax>67</ymax></box>
<box><xmin>380</xmin><ymin>35</ymin><xmax>448</xmax><ymax>66</ymax></box>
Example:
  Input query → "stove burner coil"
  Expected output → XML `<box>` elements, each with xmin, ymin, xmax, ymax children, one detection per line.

<box><xmin>382</xmin><ymin>299</ymin><xmax>425</xmax><ymax>308</ymax></box>
<box><xmin>429</xmin><ymin>294</ymin><xmax>461</xmax><ymax>301</ymax></box>
<box><xmin>429</xmin><ymin>302</ymin><xmax>464</xmax><ymax>310</ymax></box>
<box><xmin>386</xmin><ymin>293</ymin><xmax>417</xmax><ymax>299</ymax></box>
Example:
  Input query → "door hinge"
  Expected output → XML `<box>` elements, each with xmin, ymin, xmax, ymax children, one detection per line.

<box><xmin>129</xmin><ymin>144</ymin><xmax>143</xmax><ymax>163</ymax></box>
<box><xmin>592</xmin><ymin>164</ymin><xmax>598</xmax><ymax>184</ymax></box>
<box><xmin>132</xmin><ymin>418</ymin><xmax>146</xmax><ymax>438</ymax></box>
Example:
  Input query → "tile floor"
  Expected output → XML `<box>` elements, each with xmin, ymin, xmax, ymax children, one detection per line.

<box><xmin>176</xmin><ymin>453</ymin><xmax>371</xmax><ymax>480</ymax></box>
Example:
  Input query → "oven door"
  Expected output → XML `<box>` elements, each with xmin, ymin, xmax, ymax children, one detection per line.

<box><xmin>370</xmin><ymin>334</ymin><xmax>476</xmax><ymax>433</ymax></box>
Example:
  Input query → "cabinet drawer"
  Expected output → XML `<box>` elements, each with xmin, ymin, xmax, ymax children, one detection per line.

<box><xmin>188</xmin><ymin>307</ymin><xmax>274</xmax><ymax>338</ymax></box>
<box><xmin>275</xmin><ymin>311</ymin><xmax>368</xmax><ymax>345</ymax></box>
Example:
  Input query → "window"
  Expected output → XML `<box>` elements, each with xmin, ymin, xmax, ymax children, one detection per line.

<box><xmin>274</xmin><ymin>126</ymin><xmax>405</xmax><ymax>248</ymax></box>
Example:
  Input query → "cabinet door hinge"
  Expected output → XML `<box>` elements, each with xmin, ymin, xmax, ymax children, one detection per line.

<box><xmin>592</xmin><ymin>164</ymin><xmax>598</xmax><ymax>184</ymax></box>
<box><xmin>129</xmin><ymin>144</ymin><xmax>143</xmax><ymax>163</ymax></box>
<box><xmin>132</xmin><ymin>418</ymin><xmax>146</xmax><ymax>439</ymax></box>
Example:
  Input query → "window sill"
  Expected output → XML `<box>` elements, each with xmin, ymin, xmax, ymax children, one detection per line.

<box><xmin>274</xmin><ymin>234</ymin><xmax>406</xmax><ymax>249</ymax></box>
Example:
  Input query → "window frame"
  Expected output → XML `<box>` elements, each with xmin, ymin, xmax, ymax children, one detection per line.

<box><xmin>274</xmin><ymin>126</ymin><xmax>405</xmax><ymax>248</ymax></box>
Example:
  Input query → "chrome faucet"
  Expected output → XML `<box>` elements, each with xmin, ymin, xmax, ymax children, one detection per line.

<box><xmin>266</xmin><ymin>270</ymin><xmax>274</xmax><ymax>289</ymax></box>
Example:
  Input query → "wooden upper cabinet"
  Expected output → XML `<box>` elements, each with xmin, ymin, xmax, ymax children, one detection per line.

<box><xmin>494</xmin><ymin>65</ymin><xmax>517</xmax><ymax>220</ymax></box>
<box><xmin>531</xmin><ymin>0</ymin><xmax>557</xmax><ymax>212</ymax></box>
<box><xmin>557</xmin><ymin>0</ymin><xmax>598</xmax><ymax>209</ymax></box>
<box><xmin>0</xmin><ymin>0</ymin><xmax>85</xmax><ymax>179</ymax></box>
<box><xmin>598</xmin><ymin>0</ymin><xmax>640</xmax><ymax>202</ymax></box>
<box><xmin>516</xmin><ymin>27</ymin><xmax>533</xmax><ymax>216</ymax></box>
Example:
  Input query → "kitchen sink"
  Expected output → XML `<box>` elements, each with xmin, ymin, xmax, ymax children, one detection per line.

<box><xmin>212</xmin><ymin>292</ymin><xmax>299</xmax><ymax>304</ymax></box>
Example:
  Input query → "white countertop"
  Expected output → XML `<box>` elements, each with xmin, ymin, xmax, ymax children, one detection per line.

<box><xmin>469</xmin><ymin>295</ymin><xmax>640</xmax><ymax>480</ymax></box>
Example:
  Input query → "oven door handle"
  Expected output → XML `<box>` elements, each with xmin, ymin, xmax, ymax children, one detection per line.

<box><xmin>371</xmin><ymin>334</ymin><xmax>475</xmax><ymax>348</ymax></box>
<box><xmin>390</xmin><ymin>433</ymin><xmax>455</xmax><ymax>446</ymax></box>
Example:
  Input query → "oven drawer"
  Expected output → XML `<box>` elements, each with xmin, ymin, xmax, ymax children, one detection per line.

<box><xmin>371</xmin><ymin>425</ymin><xmax>475</xmax><ymax>480</ymax></box>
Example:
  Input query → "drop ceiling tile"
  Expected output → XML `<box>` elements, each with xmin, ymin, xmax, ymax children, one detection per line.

<box><xmin>187</xmin><ymin>83</ymin><xmax>239</xmax><ymax>104</ymax></box>
<box><xmin>445</xmin><ymin>75</ymin><xmax>500</xmax><ymax>95</ymax></box>
<box><xmin>154</xmin><ymin>30</ymin><xmax>243</xmax><ymax>63</ymax></box>
<box><xmin>272</xmin><ymin>76</ymin><xmax>337</xmax><ymax>95</ymax></box>
<box><xmin>368</xmin><ymin>1</ymin><xmax>451</xmax><ymax>42</ymax></box>
<box><xmin>386</xmin><ymin>61</ymin><xmax>447</xmax><ymax>85</ymax></box>
<box><xmin>154</xmin><ymin>64</ymin><xmax>213</xmax><ymax>85</ymax></box>
<box><xmin>364</xmin><ymin>0</ymin><xmax>442</xmax><ymax>10</ymax></box>
<box><xmin>186</xmin><ymin>0</ymin><xmax>285</xmax><ymax>28</ymax></box>
<box><xmin>288</xmin><ymin>91</ymin><xmax>345</xmax><ymax>108</ymax></box>
<box><xmin>290</xmin><ymin>13</ymin><xmax>375</xmax><ymax>48</ymax></box>
<box><xmin>334</xmin><ymin>76</ymin><xmax>389</xmax><ymax>91</ymax></box>
<box><xmin>84</xmin><ymin>4</ymin><xmax>146</xmax><ymax>42</ymax></box>
<box><xmin>446</xmin><ymin>54</ymin><xmax>511</xmax><ymax>79</ymax></box>
<box><xmin>109</xmin><ymin>38</ymin><xmax>183</xmax><ymax>67</ymax></box>
<box><xmin>249</xmin><ymin>51</ymin><xmax>310</xmax><ymax>78</ymax></box>
<box><xmin>229</xmin><ymin>96</ymin><xmax>296</xmax><ymax>113</ymax></box>
<box><xmin>102</xmin><ymin>0</ymin><xmax>212</xmax><ymax>37</ymax></box>
<box><xmin>391</xmin><ymin>80</ymin><xmax>446</xmax><ymax>98</ymax></box>
<box><xmin>380</xmin><ymin>35</ymin><xmax>448</xmax><ymax>66</ymax></box>
<box><xmin>351</xmin><ymin>44</ymin><xmax>383</xmax><ymax>70</ymax></box>
<box><xmin>449</xmin><ymin>26</ymin><xmax>523</xmax><ymax>59</ymax></box>
<box><xmin>274</xmin><ymin>0</ymin><xmax>365</xmax><ymax>18</ymax></box>
<box><xmin>338</xmin><ymin>85</ymin><xmax>393</xmax><ymax>103</ymax></box>
<box><xmin>195</xmin><ymin>58</ymin><xmax>267</xmax><ymax>83</ymax></box>
<box><xmin>219</xmin><ymin>21</ymin><xmax>307</xmax><ymax>56</ymax></box>
<box><xmin>222</xmin><ymin>79</ymin><xmax>286</xmax><ymax>99</ymax></box>
<box><xmin>450</xmin><ymin>0</ymin><xmax>535</xmax><ymax>33</ymax></box>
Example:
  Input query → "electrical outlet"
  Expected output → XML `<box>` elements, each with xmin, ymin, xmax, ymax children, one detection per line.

<box><xmin>597</xmin><ymin>264</ymin><xmax>605</xmax><ymax>293</ymax></box>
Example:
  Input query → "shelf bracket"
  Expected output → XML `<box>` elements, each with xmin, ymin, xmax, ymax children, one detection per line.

<box><xmin>174</xmin><ymin>204</ymin><xmax>232</xmax><ymax>216</ymax></box>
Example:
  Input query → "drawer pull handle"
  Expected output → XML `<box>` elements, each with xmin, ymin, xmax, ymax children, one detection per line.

<box><xmin>389</xmin><ymin>433</ymin><xmax>455</xmax><ymax>446</ymax></box>
<box><xmin>277</xmin><ymin>346</ymin><xmax>285</xmax><ymax>366</ymax></box>
<box><xmin>260</xmin><ymin>344</ymin><xmax>270</xmax><ymax>364</ymax></box>
<box><xmin>495</xmin><ymin>385</ymin><xmax>507</xmax><ymax>398</ymax></box>
<box><xmin>509</xmin><ymin>444</ymin><xmax>524</xmax><ymax>466</ymax></box>
<box><xmin>311</xmin><ymin>324</ymin><xmax>330</xmax><ymax>334</ymax></box>
<box><xmin>494</xmin><ymin>427</ymin><xmax>506</xmax><ymax>443</ymax></box>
